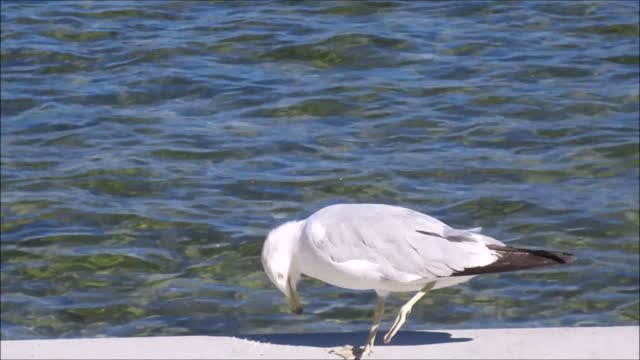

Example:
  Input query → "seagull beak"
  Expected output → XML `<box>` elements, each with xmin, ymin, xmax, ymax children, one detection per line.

<box><xmin>287</xmin><ymin>278</ymin><xmax>303</xmax><ymax>315</ymax></box>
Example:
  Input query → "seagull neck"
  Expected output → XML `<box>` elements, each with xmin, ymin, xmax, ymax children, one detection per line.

<box><xmin>263</xmin><ymin>220</ymin><xmax>305</xmax><ymax>283</ymax></box>
<box><xmin>285</xmin><ymin>220</ymin><xmax>305</xmax><ymax>281</ymax></box>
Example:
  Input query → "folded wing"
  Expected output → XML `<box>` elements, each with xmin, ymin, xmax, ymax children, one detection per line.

<box><xmin>303</xmin><ymin>204</ymin><xmax>504</xmax><ymax>281</ymax></box>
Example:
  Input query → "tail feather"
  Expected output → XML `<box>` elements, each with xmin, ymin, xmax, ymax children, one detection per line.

<box><xmin>452</xmin><ymin>245</ymin><xmax>576</xmax><ymax>277</ymax></box>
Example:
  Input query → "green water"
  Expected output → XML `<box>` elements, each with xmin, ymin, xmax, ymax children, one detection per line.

<box><xmin>1</xmin><ymin>0</ymin><xmax>638</xmax><ymax>340</ymax></box>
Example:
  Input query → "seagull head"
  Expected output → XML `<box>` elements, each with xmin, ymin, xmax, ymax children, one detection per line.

<box><xmin>262</xmin><ymin>220</ymin><xmax>304</xmax><ymax>314</ymax></box>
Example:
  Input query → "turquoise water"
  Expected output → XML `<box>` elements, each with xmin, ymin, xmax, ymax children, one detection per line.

<box><xmin>1</xmin><ymin>1</ymin><xmax>638</xmax><ymax>340</ymax></box>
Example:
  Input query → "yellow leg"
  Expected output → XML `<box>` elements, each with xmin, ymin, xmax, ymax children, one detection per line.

<box><xmin>330</xmin><ymin>295</ymin><xmax>385</xmax><ymax>359</ymax></box>
<box><xmin>363</xmin><ymin>294</ymin><xmax>385</xmax><ymax>354</ymax></box>
<box><xmin>383</xmin><ymin>282</ymin><xmax>435</xmax><ymax>344</ymax></box>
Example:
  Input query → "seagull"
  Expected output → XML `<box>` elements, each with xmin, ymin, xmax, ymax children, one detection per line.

<box><xmin>261</xmin><ymin>203</ymin><xmax>576</xmax><ymax>359</ymax></box>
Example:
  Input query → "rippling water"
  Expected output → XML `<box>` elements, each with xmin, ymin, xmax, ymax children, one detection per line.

<box><xmin>1</xmin><ymin>1</ymin><xmax>638</xmax><ymax>340</ymax></box>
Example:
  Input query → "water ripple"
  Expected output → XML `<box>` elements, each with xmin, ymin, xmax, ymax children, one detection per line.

<box><xmin>1</xmin><ymin>0</ymin><xmax>638</xmax><ymax>340</ymax></box>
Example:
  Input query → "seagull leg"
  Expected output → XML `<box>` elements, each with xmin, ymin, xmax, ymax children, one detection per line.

<box><xmin>363</xmin><ymin>294</ymin><xmax>385</xmax><ymax>356</ymax></box>
<box><xmin>383</xmin><ymin>282</ymin><xmax>435</xmax><ymax>344</ymax></box>
<box><xmin>330</xmin><ymin>294</ymin><xmax>385</xmax><ymax>359</ymax></box>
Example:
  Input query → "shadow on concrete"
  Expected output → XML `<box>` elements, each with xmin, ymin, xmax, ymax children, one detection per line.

<box><xmin>239</xmin><ymin>330</ymin><xmax>472</xmax><ymax>348</ymax></box>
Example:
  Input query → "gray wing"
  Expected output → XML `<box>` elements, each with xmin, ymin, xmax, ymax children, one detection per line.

<box><xmin>304</xmin><ymin>204</ymin><xmax>504</xmax><ymax>280</ymax></box>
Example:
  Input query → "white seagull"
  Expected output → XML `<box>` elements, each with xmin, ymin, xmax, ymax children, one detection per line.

<box><xmin>262</xmin><ymin>203</ymin><xmax>576</xmax><ymax>359</ymax></box>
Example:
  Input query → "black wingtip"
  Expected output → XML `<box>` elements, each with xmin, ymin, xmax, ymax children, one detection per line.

<box><xmin>452</xmin><ymin>245</ymin><xmax>577</xmax><ymax>277</ymax></box>
<box><xmin>558</xmin><ymin>251</ymin><xmax>577</xmax><ymax>264</ymax></box>
<box><xmin>493</xmin><ymin>246</ymin><xmax>577</xmax><ymax>265</ymax></box>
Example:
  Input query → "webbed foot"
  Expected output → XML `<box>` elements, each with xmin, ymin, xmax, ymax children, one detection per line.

<box><xmin>329</xmin><ymin>344</ymin><xmax>371</xmax><ymax>360</ymax></box>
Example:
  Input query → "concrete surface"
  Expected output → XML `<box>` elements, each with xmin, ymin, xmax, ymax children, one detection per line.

<box><xmin>1</xmin><ymin>326</ymin><xmax>638</xmax><ymax>359</ymax></box>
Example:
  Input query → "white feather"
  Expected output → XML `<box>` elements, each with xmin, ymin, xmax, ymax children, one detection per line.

<box><xmin>286</xmin><ymin>203</ymin><xmax>505</xmax><ymax>293</ymax></box>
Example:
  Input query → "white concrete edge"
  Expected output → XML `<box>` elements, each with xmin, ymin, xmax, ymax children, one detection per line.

<box><xmin>2</xmin><ymin>326</ymin><xmax>638</xmax><ymax>359</ymax></box>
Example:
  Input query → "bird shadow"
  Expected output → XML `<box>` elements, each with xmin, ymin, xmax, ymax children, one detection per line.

<box><xmin>239</xmin><ymin>330</ymin><xmax>472</xmax><ymax>348</ymax></box>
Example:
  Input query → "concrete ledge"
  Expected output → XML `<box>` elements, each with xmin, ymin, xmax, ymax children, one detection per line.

<box><xmin>2</xmin><ymin>326</ymin><xmax>638</xmax><ymax>359</ymax></box>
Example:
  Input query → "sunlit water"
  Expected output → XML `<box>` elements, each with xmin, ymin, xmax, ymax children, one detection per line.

<box><xmin>1</xmin><ymin>1</ymin><xmax>638</xmax><ymax>340</ymax></box>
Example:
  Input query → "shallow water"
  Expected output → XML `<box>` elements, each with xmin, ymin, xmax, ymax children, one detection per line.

<box><xmin>1</xmin><ymin>1</ymin><xmax>638</xmax><ymax>340</ymax></box>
